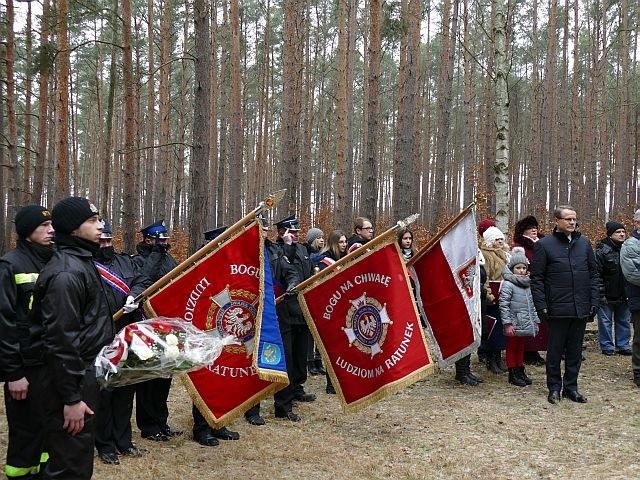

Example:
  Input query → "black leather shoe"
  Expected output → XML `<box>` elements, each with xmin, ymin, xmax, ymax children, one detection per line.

<box><xmin>308</xmin><ymin>362</ymin><xmax>320</xmax><ymax>375</ymax></box>
<box><xmin>562</xmin><ymin>389</ymin><xmax>587</xmax><ymax>403</ymax></box>
<box><xmin>245</xmin><ymin>414</ymin><xmax>266</xmax><ymax>426</ymax></box>
<box><xmin>211</xmin><ymin>427</ymin><xmax>240</xmax><ymax>440</ymax></box>
<box><xmin>294</xmin><ymin>393</ymin><xmax>316</xmax><ymax>402</ymax></box>
<box><xmin>98</xmin><ymin>452</ymin><xmax>120</xmax><ymax>465</ymax></box>
<box><xmin>548</xmin><ymin>390</ymin><xmax>561</xmax><ymax>404</ymax></box>
<box><xmin>602</xmin><ymin>350</ymin><xmax>615</xmax><ymax>356</ymax></box>
<box><xmin>616</xmin><ymin>349</ymin><xmax>632</xmax><ymax>356</ymax></box>
<box><xmin>194</xmin><ymin>432</ymin><xmax>219</xmax><ymax>446</ymax></box>
<box><xmin>161</xmin><ymin>427</ymin><xmax>183</xmax><ymax>437</ymax></box>
<box><xmin>275</xmin><ymin>410</ymin><xmax>301</xmax><ymax>422</ymax></box>
<box><xmin>455</xmin><ymin>373</ymin><xmax>479</xmax><ymax>386</ymax></box>
<box><xmin>634</xmin><ymin>376</ymin><xmax>640</xmax><ymax>388</ymax></box>
<box><xmin>467</xmin><ymin>372</ymin><xmax>483</xmax><ymax>383</ymax></box>
<box><xmin>326</xmin><ymin>384</ymin><xmax>336</xmax><ymax>394</ymax></box>
<box><xmin>142</xmin><ymin>432</ymin><xmax>169</xmax><ymax>442</ymax></box>
<box><xmin>315</xmin><ymin>360</ymin><xmax>327</xmax><ymax>375</ymax></box>
<box><xmin>119</xmin><ymin>446</ymin><xmax>148</xmax><ymax>457</ymax></box>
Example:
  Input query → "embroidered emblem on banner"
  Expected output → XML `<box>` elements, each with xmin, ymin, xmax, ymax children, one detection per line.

<box><xmin>261</xmin><ymin>342</ymin><xmax>282</xmax><ymax>365</ymax></box>
<box><xmin>207</xmin><ymin>287</ymin><xmax>258</xmax><ymax>355</ymax></box>
<box><xmin>343</xmin><ymin>293</ymin><xmax>392</xmax><ymax>358</ymax></box>
<box><xmin>456</xmin><ymin>259</ymin><xmax>476</xmax><ymax>298</ymax></box>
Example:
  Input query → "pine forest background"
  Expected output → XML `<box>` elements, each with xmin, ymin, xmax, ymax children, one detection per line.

<box><xmin>1</xmin><ymin>0</ymin><xmax>639</xmax><ymax>254</ymax></box>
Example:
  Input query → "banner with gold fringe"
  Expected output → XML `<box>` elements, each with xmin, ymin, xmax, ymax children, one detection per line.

<box><xmin>298</xmin><ymin>241</ymin><xmax>435</xmax><ymax>413</ymax></box>
<box><xmin>144</xmin><ymin>222</ymin><xmax>288</xmax><ymax>427</ymax></box>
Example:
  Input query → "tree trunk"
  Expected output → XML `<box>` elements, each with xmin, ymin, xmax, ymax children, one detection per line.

<box><xmin>54</xmin><ymin>0</ymin><xmax>71</xmax><ymax>200</ymax></box>
<box><xmin>493</xmin><ymin>0</ymin><xmax>509</xmax><ymax>230</ymax></box>
<box><xmin>228</xmin><ymin>0</ymin><xmax>243</xmax><ymax>220</ymax></box>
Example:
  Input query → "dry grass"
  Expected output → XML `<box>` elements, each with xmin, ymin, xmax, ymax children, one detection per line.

<box><xmin>2</xmin><ymin>328</ymin><xmax>639</xmax><ymax>479</ymax></box>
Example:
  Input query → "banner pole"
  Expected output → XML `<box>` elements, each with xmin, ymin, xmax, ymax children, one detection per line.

<box><xmin>276</xmin><ymin>213</ymin><xmax>419</xmax><ymax>302</ymax></box>
<box><xmin>113</xmin><ymin>189</ymin><xmax>286</xmax><ymax>321</ymax></box>
<box><xmin>407</xmin><ymin>203</ymin><xmax>476</xmax><ymax>266</ymax></box>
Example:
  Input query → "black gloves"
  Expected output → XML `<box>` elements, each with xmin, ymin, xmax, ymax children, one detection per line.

<box><xmin>537</xmin><ymin>309</ymin><xmax>549</xmax><ymax>322</ymax></box>
<box><xmin>588</xmin><ymin>306</ymin><xmax>597</xmax><ymax>322</ymax></box>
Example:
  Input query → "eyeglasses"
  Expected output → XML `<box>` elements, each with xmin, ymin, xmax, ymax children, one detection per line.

<box><xmin>361</xmin><ymin>226</ymin><xmax>374</xmax><ymax>231</ymax></box>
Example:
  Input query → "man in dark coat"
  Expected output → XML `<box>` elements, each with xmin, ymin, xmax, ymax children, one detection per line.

<box><xmin>595</xmin><ymin>221</ymin><xmax>631</xmax><ymax>356</ymax></box>
<box><xmin>133</xmin><ymin>220</ymin><xmax>181</xmax><ymax>441</ymax></box>
<box><xmin>32</xmin><ymin>197</ymin><xmax>115</xmax><ymax>479</ymax></box>
<box><xmin>531</xmin><ymin>205</ymin><xmax>600</xmax><ymax>405</ymax></box>
<box><xmin>346</xmin><ymin>217</ymin><xmax>374</xmax><ymax>254</ymax></box>
<box><xmin>94</xmin><ymin>222</ymin><xmax>151</xmax><ymax>464</ymax></box>
<box><xmin>272</xmin><ymin>215</ymin><xmax>313</xmax><ymax>421</ymax></box>
<box><xmin>0</xmin><ymin>205</ymin><xmax>54</xmax><ymax>479</ymax></box>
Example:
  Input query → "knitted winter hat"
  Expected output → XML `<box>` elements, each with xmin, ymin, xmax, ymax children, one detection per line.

<box><xmin>606</xmin><ymin>220</ymin><xmax>625</xmax><ymax>237</ymax></box>
<box><xmin>306</xmin><ymin>227</ymin><xmax>324</xmax><ymax>245</ymax></box>
<box><xmin>14</xmin><ymin>205</ymin><xmax>52</xmax><ymax>238</ymax></box>
<box><xmin>478</xmin><ymin>219</ymin><xmax>496</xmax><ymax>236</ymax></box>
<box><xmin>483</xmin><ymin>226</ymin><xmax>505</xmax><ymax>245</ymax></box>
<box><xmin>508</xmin><ymin>248</ymin><xmax>530</xmax><ymax>271</ymax></box>
<box><xmin>52</xmin><ymin>197</ymin><xmax>99</xmax><ymax>234</ymax></box>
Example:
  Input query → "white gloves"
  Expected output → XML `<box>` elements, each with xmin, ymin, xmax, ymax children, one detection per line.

<box><xmin>123</xmin><ymin>295</ymin><xmax>139</xmax><ymax>314</ymax></box>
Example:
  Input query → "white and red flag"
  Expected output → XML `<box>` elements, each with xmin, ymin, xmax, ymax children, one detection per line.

<box><xmin>408</xmin><ymin>206</ymin><xmax>481</xmax><ymax>366</ymax></box>
<box><xmin>298</xmin><ymin>241</ymin><xmax>435</xmax><ymax>413</ymax></box>
<box><xmin>144</xmin><ymin>222</ymin><xmax>288</xmax><ymax>427</ymax></box>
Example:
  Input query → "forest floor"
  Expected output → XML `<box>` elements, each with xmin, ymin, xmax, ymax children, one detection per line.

<box><xmin>2</xmin><ymin>326</ymin><xmax>639</xmax><ymax>480</ymax></box>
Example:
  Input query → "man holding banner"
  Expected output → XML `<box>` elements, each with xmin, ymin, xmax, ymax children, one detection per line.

<box><xmin>272</xmin><ymin>215</ymin><xmax>315</xmax><ymax>421</ymax></box>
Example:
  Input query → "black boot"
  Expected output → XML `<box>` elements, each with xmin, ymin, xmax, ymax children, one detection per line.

<box><xmin>518</xmin><ymin>366</ymin><xmax>532</xmax><ymax>385</ymax></box>
<box><xmin>455</xmin><ymin>355</ymin><xmax>479</xmax><ymax>386</ymax></box>
<box><xmin>308</xmin><ymin>360</ymin><xmax>319</xmax><ymax>375</ymax></box>
<box><xmin>496</xmin><ymin>354</ymin><xmax>508</xmax><ymax>373</ymax></box>
<box><xmin>487</xmin><ymin>353</ymin><xmax>502</xmax><ymax>374</ymax></box>
<box><xmin>315</xmin><ymin>358</ymin><xmax>326</xmax><ymax>375</ymax></box>
<box><xmin>508</xmin><ymin>368</ymin><xmax>527</xmax><ymax>387</ymax></box>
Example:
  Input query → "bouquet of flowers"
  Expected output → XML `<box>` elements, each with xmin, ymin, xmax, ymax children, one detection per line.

<box><xmin>95</xmin><ymin>317</ymin><xmax>233</xmax><ymax>388</ymax></box>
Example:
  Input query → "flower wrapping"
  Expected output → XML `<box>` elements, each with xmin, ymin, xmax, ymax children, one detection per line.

<box><xmin>95</xmin><ymin>317</ymin><xmax>232</xmax><ymax>388</ymax></box>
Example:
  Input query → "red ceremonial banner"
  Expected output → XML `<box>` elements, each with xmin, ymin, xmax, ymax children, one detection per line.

<box><xmin>145</xmin><ymin>223</ymin><xmax>287</xmax><ymax>427</ymax></box>
<box><xmin>409</xmin><ymin>208</ymin><xmax>481</xmax><ymax>365</ymax></box>
<box><xmin>299</xmin><ymin>242</ymin><xmax>434</xmax><ymax>413</ymax></box>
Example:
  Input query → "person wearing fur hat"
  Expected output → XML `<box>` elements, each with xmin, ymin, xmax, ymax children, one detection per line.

<box><xmin>499</xmin><ymin>249</ymin><xmax>540</xmax><ymax>387</ymax></box>
<box><xmin>0</xmin><ymin>205</ymin><xmax>54</xmax><ymax>479</ymax></box>
<box><xmin>479</xmin><ymin>226</ymin><xmax>510</xmax><ymax>374</ymax></box>
<box><xmin>512</xmin><ymin>215</ymin><xmax>547</xmax><ymax>366</ymax></box>
<box><xmin>595</xmin><ymin>221</ymin><xmax>631</xmax><ymax>356</ymax></box>
<box><xmin>31</xmin><ymin>197</ymin><xmax>115</xmax><ymax>478</ymax></box>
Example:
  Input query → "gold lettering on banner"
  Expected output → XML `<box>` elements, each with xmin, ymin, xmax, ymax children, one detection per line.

<box><xmin>184</xmin><ymin>278</ymin><xmax>211</xmax><ymax>322</ymax></box>
<box><xmin>384</xmin><ymin>322</ymin><xmax>414</xmax><ymax>369</ymax></box>
<box><xmin>208</xmin><ymin>364</ymin><xmax>258</xmax><ymax>377</ymax></box>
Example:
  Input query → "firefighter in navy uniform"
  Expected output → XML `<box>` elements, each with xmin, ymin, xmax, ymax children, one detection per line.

<box><xmin>94</xmin><ymin>222</ymin><xmax>151</xmax><ymax>464</ymax></box>
<box><xmin>0</xmin><ymin>205</ymin><xmax>54</xmax><ymax>479</ymax></box>
<box><xmin>191</xmin><ymin>226</ymin><xmax>241</xmax><ymax>446</ymax></box>
<box><xmin>272</xmin><ymin>215</ymin><xmax>315</xmax><ymax>422</ymax></box>
<box><xmin>133</xmin><ymin>219</ymin><xmax>182</xmax><ymax>441</ymax></box>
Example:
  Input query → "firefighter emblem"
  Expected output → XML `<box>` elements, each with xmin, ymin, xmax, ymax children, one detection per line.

<box><xmin>343</xmin><ymin>293</ymin><xmax>392</xmax><ymax>358</ymax></box>
<box><xmin>207</xmin><ymin>286</ymin><xmax>258</xmax><ymax>355</ymax></box>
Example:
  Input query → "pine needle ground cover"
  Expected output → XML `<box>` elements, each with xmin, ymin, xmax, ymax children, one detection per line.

<box><xmin>1</xmin><ymin>328</ymin><xmax>638</xmax><ymax>479</ymax></box>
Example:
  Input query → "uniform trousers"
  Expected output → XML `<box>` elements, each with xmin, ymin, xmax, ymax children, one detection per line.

<box><xmin>136</xmin><ymin>378</ymin><xmax>172</xmax><ymax>436</ymax></box>
<box><xmin>274</xmin><ymin>322</ymin><xmax>309</xmax><ymax>414</ymax></box>
<box><xmin>4</xmin><ymin>366</ymin><xmax>48</xmax><ymax>478</ymax></box>
<box><xmin>41</xmin><ymin>367</ymin><xmax>100</xmax><ymax>480</ymax></box>
<box><xmin>95</xmin><ymin>383</ymin><xmax>136</xmax><ymax>454</ymax></box>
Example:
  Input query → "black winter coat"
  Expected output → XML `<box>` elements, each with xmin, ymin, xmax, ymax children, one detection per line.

<box><xmin>530</xmin><ymin>229</ymin><xmax>601</xmax><ymax>319</ymax></box>
<box><xmin>32</xmin><ymin>240</ymin><xmax>115</xmax><ymax>405</ymax></box>
<box><xmin>134</xmin><ymin>242</ymin><xmax>178</xmax><ymax>282</ymax></box>
<box><xmin>95</xmin><ymin>247</ymin><xmax>151</xmax><ymax>329</ymax></box>
<box><xmin>274</xmin><ymin>240</ymin><xmax>311</xmax><ymax>325</ymax></box>
<box><xmin>0</xmin><ymin>240</ymin><xmax>53</xmax><ymax>381</ymax></box>
<box><xmin>594</xmin><ymin>237</ymin><xmax>626</xmax><ymax>303</ymax></box>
